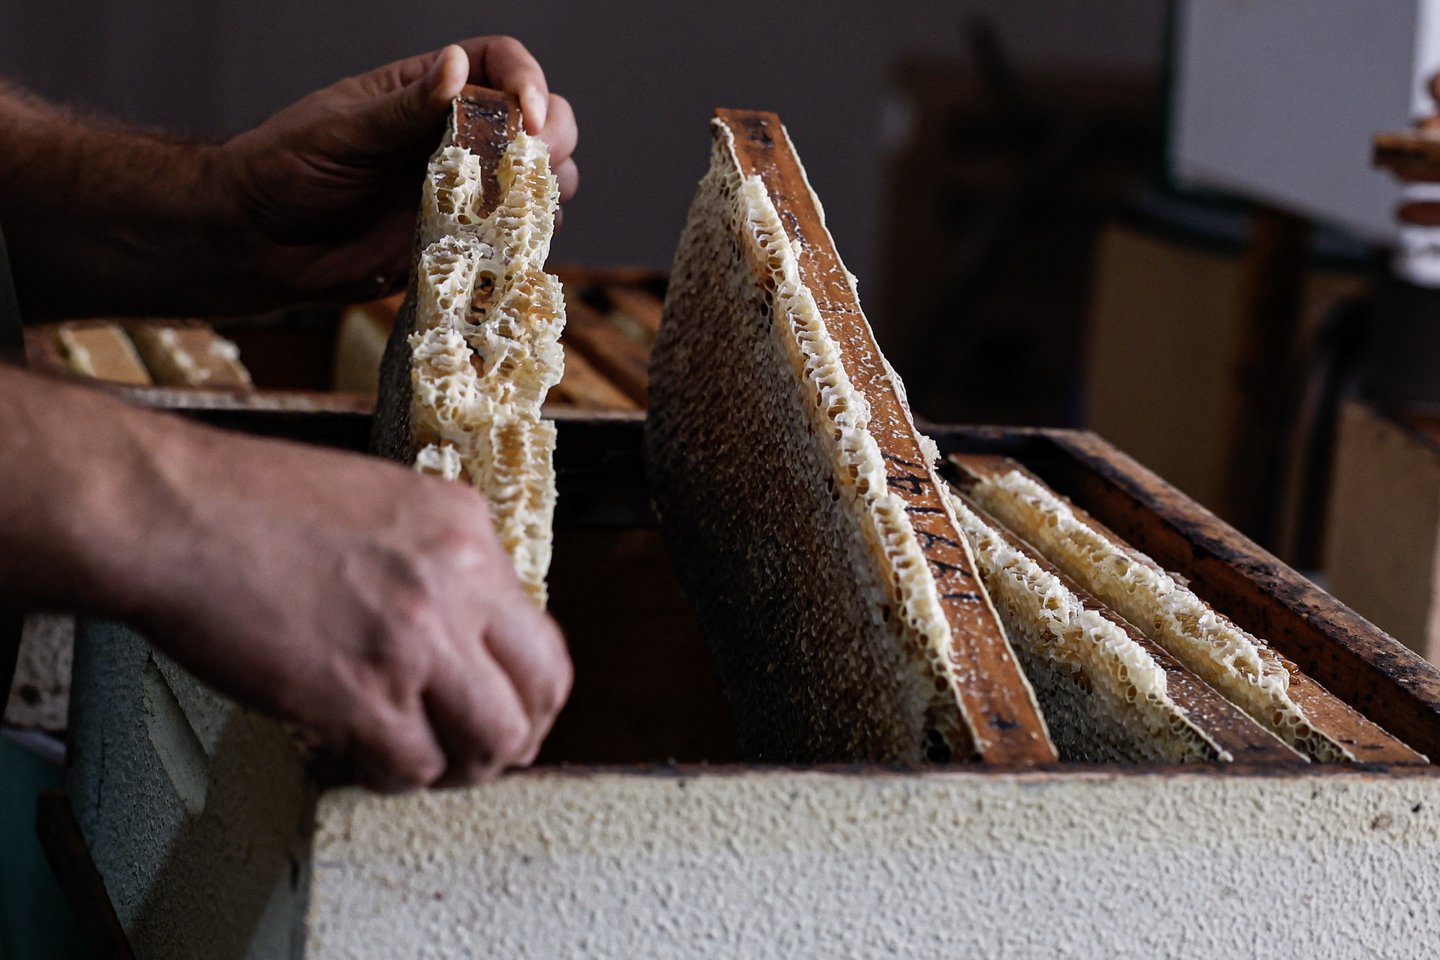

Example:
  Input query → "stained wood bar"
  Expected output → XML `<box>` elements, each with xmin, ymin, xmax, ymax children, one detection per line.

<box><xmin>560</xmin><ymin>289</ymin><xmax>650</xmax><ymax>406</ymax></box>
<box><xmin>603</xmin><ymin>286</ymin><xmax>663</xmax><ymax>341</ymax></box>
<box><xmin>550</xmin><ymin>348</ymin><xmax>642</xmax><ymax>411</ymax></box>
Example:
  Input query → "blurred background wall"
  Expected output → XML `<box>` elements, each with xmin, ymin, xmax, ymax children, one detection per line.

<box><xmin>0</xmin><ymin>0</ymin><xmax>1167</xmax><ymax>279</ymax></box>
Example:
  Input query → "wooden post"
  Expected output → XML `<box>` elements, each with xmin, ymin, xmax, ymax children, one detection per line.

<box><xmin>1219</xmin><ymin>205</ymin><xmax>1311</xmax><ymax>546</ymax></box>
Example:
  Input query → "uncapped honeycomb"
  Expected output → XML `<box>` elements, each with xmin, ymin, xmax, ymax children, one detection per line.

<box><xmin>969</xmin><ymin>470</ymin><xmax>1353</xmax><ymax>761</ymax></box>
<box><xmin>646</xmin><ymin>116</ymin><xmax>1052</xmax><ymax>764</ymax></box>
<box><xmin>949</xmin><ymin>494</ymin><xmax>1234</xmax><ymax>763</ymax></box>
<box><xmin>405</xmin><ymin>110</ymin><xmax>564</xmax><ymax>606</ymax></box>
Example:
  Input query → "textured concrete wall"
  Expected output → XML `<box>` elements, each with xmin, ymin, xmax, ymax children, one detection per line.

<box><xmin>67</xmin><ymin>620</ymin><xmax>314</xmax><ymax>960</ymax></box>
<box><xmin>308</xmin><ymin>768</ymin><xmax>1440</xmax><ymax>959</ymax></box>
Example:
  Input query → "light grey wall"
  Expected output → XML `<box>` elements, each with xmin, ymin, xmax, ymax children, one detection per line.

<box><xmin>0</xmin><ymin>1</ymin><xmax>1165</xmax><ymax>278</ymax></box>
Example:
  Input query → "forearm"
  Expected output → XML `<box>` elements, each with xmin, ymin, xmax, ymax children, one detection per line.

<box><xmin>0</xmin><ymin>363</ymin><xmax>193</xmax><ymax>617</ymax></box>
<box><xmin>0</xmin><ymin>39</ymin><xmax>578</xmax><ymax>323</ymax></box>
<box><xmin>0</xmin><ymin>85</ymin><xmax>242</xmax><ymax>319</ymax></box>
<box><xmin>0</xmin><ymin>360</ymin><xmax>571</xmax><ymax>790</ymax></box>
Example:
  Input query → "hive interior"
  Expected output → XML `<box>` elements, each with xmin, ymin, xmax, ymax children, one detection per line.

<box><xmin>635</xmin><ymin>108</ymin><xmax>1428</xmax><ymax>769</ymax></box>
<box><xmin>644</xmin><ymin>109</ymin><xmax>1064</xmax><ymax>765</ymax></box>
<box><xmin>952</xmin><ymin>457</ymin><xmax>1424</xmax><ymax>764</ymax></box>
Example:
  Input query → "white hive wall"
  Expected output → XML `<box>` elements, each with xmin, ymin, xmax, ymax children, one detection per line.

<box><xmin>304</xmin><ymin>768</ymin><xmax>1440</xmax><ymax>960</ymax></box>
<box><xmin>66</xmin><ymin>619</ymin><xmax>313</xmax><ymax>960</ymax></box>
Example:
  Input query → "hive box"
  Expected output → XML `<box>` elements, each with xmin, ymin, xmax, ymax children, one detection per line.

<box><xmin>62</xmin><ymin>409</ymin><xmax>1440</xmax><ymax>959</ymax></box>
<box><xmin>1326</xmin><ymin>401</ymin><xmax>1440</xmax><ymax>665</ymax></box>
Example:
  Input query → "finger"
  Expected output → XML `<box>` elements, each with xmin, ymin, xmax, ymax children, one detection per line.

<box><xmin>463</xmin><ymin>36</ymin><xmax>549</xmax><ymax>133</ymax></box>
<box><xmin>351</xmin><ymin>44</ymin><xmax>467</xmax><ymax>158</ymax></box>
<box><xmin>555</xmin><ymin>157</ymin><xmax>579</xmax><ymax>204</ymax></box>
<box><xmin>429</xmin><ymin>44</ymin><xmax>471</xmax><ymax>104</ymax></box>
<box><xmin>424</xmin><ymin>647</ymin><xmax>533</xmax><ymax>786</ymax></box>
<box><xmin>380</xmin><ymin>45</ymin><xmax>451</xmax><ymax>92</ymax></box>
<box><xmin>484</xmin><ymin>597</ymin><xmax>573</xmax><ymax>757</ymax></box>
<box><xmin>539</xmin><ymin>94</ymin><xmax>577</xmax><ymax>165</ymax></box>
<box><xmin>274</xmin><ymin>200</ymin><xmax>415</xmax><ymax>305</ymax></box>
<box><xmin>347</xmin><ymin>695</ymin><xmax>448</xmax><ymax>793</ymax></box>
<box><xmin>1430</xmin><ymin>73</ymin><xmax>1440</xmax><ymax>104</ymax></box>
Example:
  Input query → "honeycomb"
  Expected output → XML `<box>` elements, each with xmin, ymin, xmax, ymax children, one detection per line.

<box><xmin>969</xmin><ymin>470</ymin><xmax>1353</xmax><ymax>762</ymax></box>
<box><xmin>405</xmin><ymin>112</ymin><xmax>564</xmax><ymax>607</ymax></box>
<box><xmin>646</xmin><ymin>116</ymin><xmax>1052</xmax><ymax>764</ymax></box>
<box><xmin>949</xmin><ymin>494</ymin><xmax>1231</xmax><ymax>763</ymax></box>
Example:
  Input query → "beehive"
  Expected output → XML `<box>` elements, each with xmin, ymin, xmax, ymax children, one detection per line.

<box><xmin>644</xmin><ymin>109</ymin><xmax>1426</xmax><ymax>773</ymax></box>
<box><xmin>48</xmin><ymin>106</ymin><xmax>1440</xmax><ymax>959</ymax></box>
<box><xmin>56</xmin><ymin>414</ymin><xmax>1440</xmax><ymax>960</ymax></box>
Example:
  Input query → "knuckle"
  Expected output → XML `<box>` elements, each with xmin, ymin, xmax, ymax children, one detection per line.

<box><xmin>394</xmin><ymin>745</ymin><xmax>445</xmax><ymax>791</ymax></box>
<box><xmin>440</xmin><ymin>527</ymin><xmax>496</xmax><ymax>571</ymax></box>
<box><xmin>542</xmin><ymin>651</ymin><xmax>575</xmax><ymax>715</ymax></box>
<box><xmin>490</xmin><ymin>35</ymin><xmax>528</xmax><ymax>62</ymax></box>
<box><xmin>488</xmin><ymin>714</ymin><xmax>532</xmax><ymax>761</ymax></box>
<box><xmin>373</xmin><ymin>596</ymin><xmax>438</xmax><ymax>674</ymax></box>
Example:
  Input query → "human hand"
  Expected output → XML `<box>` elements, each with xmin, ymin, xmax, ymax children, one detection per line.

<box><xmin>218</xmin><ymin>37</ymin><xmax>577</xmax><ymax>306</ymax></box>
<box><xmin>125</xmin><ymin>420</ymin><xmax>573</xmax><ymax>791</ymax></box>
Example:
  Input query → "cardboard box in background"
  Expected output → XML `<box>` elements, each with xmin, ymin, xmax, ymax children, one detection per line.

<box><xmin>1083</xmin><ymin>218</ymin><xmax>1369</xmax><ymax>546</ymax></box>
<box><xmin>1325</xmin><ymin>403</ymin><xmax>1440</xmax><ymax>662</ymax></box>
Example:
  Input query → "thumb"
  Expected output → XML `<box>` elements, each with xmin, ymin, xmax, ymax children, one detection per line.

<box><xmin>358</xmin><ymin>44</ymin><xmax>469</xmax><ymax>154</ymax></box>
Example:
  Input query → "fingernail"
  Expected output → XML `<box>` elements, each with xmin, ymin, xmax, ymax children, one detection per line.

<box><xmin>427</xmin><ymin>45</ymin><xmax>465</xmax><ymax>100</ymax></box>
<box><xmin>523</xmin><ymin>87</ymin><xmax>546</xmax><ymax>133</ymax></box>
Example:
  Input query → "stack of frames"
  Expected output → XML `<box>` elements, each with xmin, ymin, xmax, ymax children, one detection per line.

<box><xmin>646</xmin><ymin>107</ymin><xmax>1428</xmax><ymax>767</ymax></box>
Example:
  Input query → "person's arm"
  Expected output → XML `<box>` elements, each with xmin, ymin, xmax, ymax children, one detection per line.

<box><xmin>0</xmin><ymin>38</ymin><xmax>578</xmax><ymax>320</ymax></box>
<box><xmin>0</xmin><ymin>364</ymin><xmax>572</xmax><ymax>790</ymax></box>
